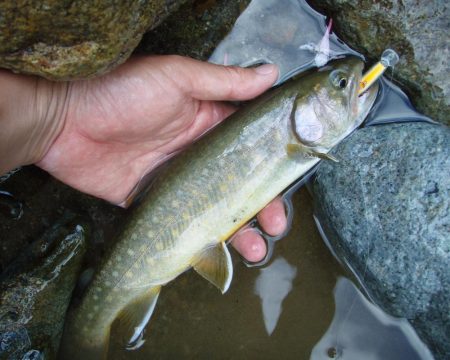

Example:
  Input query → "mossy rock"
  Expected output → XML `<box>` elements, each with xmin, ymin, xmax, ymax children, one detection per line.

<box><xmin>0</xmin><ymin>0</ymin><xmax>186</xmax><ymax>80</ymax></box>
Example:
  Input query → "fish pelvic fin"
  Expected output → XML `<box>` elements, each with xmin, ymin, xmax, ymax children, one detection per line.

<box><xmin>117</xmin><ymin>286</ymin><xmax>161</xmax><ymax>349</ymax></box>
<box><xmin>193</xmin><ymin>242</ymin><xmax>233</xmax><ymax>294</ymax></box>
<box><xmin>286</xmin><ymin>143</ymin><xmax>339</xmax><ymax>162</ymax></box>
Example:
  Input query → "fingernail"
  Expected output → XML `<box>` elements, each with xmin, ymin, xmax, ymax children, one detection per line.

<box><xmin>254</xmin><ymin>63</ymin><xmax>277</xmax><ymax>75</ymax></box>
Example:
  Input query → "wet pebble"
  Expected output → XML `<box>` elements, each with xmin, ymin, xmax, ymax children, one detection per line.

<box><xmin>0</xmin><ymin>191</ymin><xmax>23</xmax><ymax>220</ymax></box>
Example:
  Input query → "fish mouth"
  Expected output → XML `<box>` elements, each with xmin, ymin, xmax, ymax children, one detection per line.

<box><xmin>355</xmin><ymin>79</ymin><xmax>379</xmax><ymax>126</ymax></box>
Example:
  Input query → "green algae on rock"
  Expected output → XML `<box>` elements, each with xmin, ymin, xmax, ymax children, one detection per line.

<box><xmin>0</xmin><ymin>0</ymin><xmax>185</xmax><ymax>80</ymax></box>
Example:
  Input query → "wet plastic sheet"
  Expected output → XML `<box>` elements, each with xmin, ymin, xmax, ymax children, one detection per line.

<box><xmin>209</xmin><ymin>0</ymin><xmax>362</xmax><ymax>85</ymax></box>
<box><xmin>213</xmin><ymin>1</ymin><xmax>435</xmax><ymax>267</ymax></box>
<box><xmin>364</xmin><ymin>77</ymin><xmax>436</xmax><ymax>126</ymax></box>
<box><xmin>311</xmin><ymin>278</ymin><xmax>434</xmax><ymax>360</ymax></box>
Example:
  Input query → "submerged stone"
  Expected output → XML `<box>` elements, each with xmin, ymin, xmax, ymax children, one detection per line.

<box><xmin>309</xmin><ymin>0</ymin><xmax>450</xmax><ymax>125</ymax></box>
<box><xmin>313</xmin><ymin>122</ymin><xmax>450</xmax><ymax>359</ymax></box>
<box><xmin>0</xmin><ymin>212</ymin><xmax>88</xmax><ymax>359</ymax></box>
<box><xmin>0</xmin><ymin>0</ymin><xmax>185</xmax><ymax>80</ymax></box>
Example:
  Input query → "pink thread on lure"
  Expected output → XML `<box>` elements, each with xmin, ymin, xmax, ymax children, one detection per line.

<box><xmin>315</xmin><ymin>19</ymin><xmax>332</xmax><ymax>67</ymax></box>
<box><xmin>319</xmin><ymin>19</ymin><xmax>332</xmax><ymax>58</ymax></box>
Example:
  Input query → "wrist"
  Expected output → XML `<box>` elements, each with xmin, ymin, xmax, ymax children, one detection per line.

<box><xmin>0</xmin><ymin>70</ymin><xmax>70</xmax><ymax>174</ymax></box>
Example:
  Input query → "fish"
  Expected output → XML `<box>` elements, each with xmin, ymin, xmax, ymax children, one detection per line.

<box><xmin>60</xmin><ymin>57</ymin><xmax>378</xmax><ymax>359</ymax></box>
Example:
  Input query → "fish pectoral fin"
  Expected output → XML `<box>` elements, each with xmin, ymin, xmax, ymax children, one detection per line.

<box><xmin>117</xmin><ymin>286</ymin><xmax>161</xmax><ymax>347</ymax></box>
<box><xmin>315</xmin><ymin>152</ymin><xmax>339</xmax><ymax>163</ymax></box>
<box><xmin>287</xmin><ymin>143</ymin><xmax>339</xmax><ymax>162</ymax></box>
<box><xmin>286</xmin><ymin>143</ymin><xmax>308</xmax><ymax>156</ymax></box>
<box><xmin>193</xmin><ymin>242</ymin><xmax>233</xmax><ymax>294</ymax></box>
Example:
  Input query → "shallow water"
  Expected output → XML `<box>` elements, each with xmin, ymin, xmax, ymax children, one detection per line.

<box><xmin>108</xmin><ymin>189</ymin><xmax>431</xmax><ymax>359</ymax></box>
<box><xmin>107</xmin><ymin>189</ymin><xmax>338</xmax><ymax>359</ymax></box>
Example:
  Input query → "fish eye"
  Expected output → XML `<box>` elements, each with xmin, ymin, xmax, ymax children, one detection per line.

<box><xmin>330</xmin><ymin>70</ymin><xmax>348</xmax><ymax>89</ymax></box>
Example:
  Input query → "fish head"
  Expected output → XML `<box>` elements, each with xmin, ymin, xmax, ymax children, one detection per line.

<box><xmin>290</xmin><ymin>57</ymin><xmax>378</xmax><ymax>150</ymax></box>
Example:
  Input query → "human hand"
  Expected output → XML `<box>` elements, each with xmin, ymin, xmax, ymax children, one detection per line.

<box><xmin>2</xmin><ymin>56</ymin><xmax>287</xmax><ymax>262</ymax></box>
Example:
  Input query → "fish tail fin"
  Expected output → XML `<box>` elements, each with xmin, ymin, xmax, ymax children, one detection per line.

<box><xmin>58</xmin><ymin>311</ymin><xmax>112</xmax><ymax>360</ymax></box>
<box><xmin>58</xmin><ymin>286</ymin><xmax>161</xmax><ymax>358</ymax></box>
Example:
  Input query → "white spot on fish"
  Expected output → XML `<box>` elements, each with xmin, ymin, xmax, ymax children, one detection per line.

<box><xmin>155</xmin><ymin>242</ymin><xmax>164</xmax><ymax>251</ymax></box>
<box><xmin>112</xmin><ymin>271</ymin><xmax>119</xmax><ymax>278</ymax></box>
<box><xmin>127</xmin><ymin>249</ymin><xmax>135</xmax><ymax>256</ymax></box>
<box><xmin>147</xmin><ymin>230</ymin><xmax>155</xmax><ymax>238</ymax></box>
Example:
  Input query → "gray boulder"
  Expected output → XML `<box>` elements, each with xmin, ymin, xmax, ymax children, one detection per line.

<box><xmin>313</xmin><ymin>122</ymin><xmax>450</xmax><ymax>359</ymax></box>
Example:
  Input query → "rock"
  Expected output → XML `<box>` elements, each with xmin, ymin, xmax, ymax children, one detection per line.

<box><xmin>0</xmin><ymin>212</ymin><xmax>88</xmax><ymax>359</ymax></box>
<box><xmin>0</xmin><ymin>0</ymin><xmax>185</xmax><ymax>80</ymax></box>
<box><xmin>137</xmin><ymin>0</ymin><xmax>250</xmax><ymax>60</ymax></box>
<box><xmin>309</xmin><ymin>0</ymin><xmax>450</xmax><ymax>125</ymax></box>
<box><xmin>313</xmin><ymin>122</ymin><xmax>450</xmax><ymax>359</ymax></box>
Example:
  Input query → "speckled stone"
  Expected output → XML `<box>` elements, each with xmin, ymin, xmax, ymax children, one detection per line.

<box><xmin>0</xmin><ymin>0</ymin><xmax>185</xmax><ymax>80</ymax></box>
<box><xmin>309</xmin><ymin>0</ymin><xmax>450</xmax><ymax>125</ymax></box>
<box><xmin>313</xmin><ymin>122</ymin><xmax>450</xmax><ymax>359</ymax></box>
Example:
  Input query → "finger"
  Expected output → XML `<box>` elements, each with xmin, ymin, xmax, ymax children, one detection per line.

<box><xmin>156</xmin><ymin>55</ymin><xmax>279</xmax><ymax>101</ymax></box>
<box><xmin>257</xmin><ymin>196</ymin><xmax>287</xmax><ymax>237</ymax></box>
<box><xmin>187</xmin><ymin>100</ymin><xmax>237</xmax><ymax>140</ymax></box>
<box><xmin>231</xmin><ymin>227</ymin><xmax>267</xmax><ymax>263</ymax></box>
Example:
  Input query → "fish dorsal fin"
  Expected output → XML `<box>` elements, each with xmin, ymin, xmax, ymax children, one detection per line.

<box><xmin>193</xmin><ymin>242</ymin><xmax>233</xmax><ymax>294</ymax></box>
<box><xmin>117</xmin><ymin>286</ymin><xmax>161</xmax><ymax>348</ymax></box>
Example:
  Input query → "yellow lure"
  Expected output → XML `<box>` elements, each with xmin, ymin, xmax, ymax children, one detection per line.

<box><xmin>359</xmin><ymin>49</ymin><xmax>399</xmax><ymax>96</ymax></box>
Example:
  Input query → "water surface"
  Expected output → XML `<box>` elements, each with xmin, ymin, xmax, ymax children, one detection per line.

<box><xmin>108</xmin><ymin>189</ymin><xmax>431</xmax><ymax>359</ymax></box>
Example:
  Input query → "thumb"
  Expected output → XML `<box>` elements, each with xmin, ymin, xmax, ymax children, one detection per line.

<box><xmin>158</xmin><ymin>56</ymin><xmax>279</xmax><ymax>101</ymax></box>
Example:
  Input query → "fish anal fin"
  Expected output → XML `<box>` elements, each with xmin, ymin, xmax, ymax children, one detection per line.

<box><xmin>193</xmin><ymin>242</ymin><xmax>233</xmax><ymax>294</ymax></box>
<box><xmin>117</xmin><ymin>286</ymin><xmax>161</xmax><ymax>347</ymax></box>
